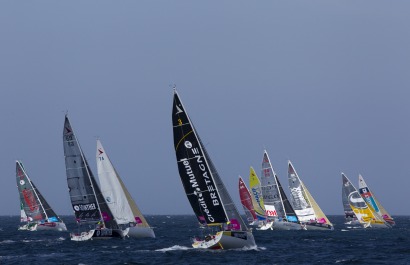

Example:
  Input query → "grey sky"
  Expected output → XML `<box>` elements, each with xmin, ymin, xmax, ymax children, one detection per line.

<box><xmin>1</xmin><ymin>1</ymin><xmax>409</xmax><ymax>216</ymax></box>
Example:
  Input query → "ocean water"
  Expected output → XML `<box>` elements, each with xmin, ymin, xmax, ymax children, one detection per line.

<box><xmin>0</xmin><ymin>215</ymin><xmax>409</xmax><ymax>265</ymax></box>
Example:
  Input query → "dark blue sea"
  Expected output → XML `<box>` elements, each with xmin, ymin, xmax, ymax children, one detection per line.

<box><xmin>0</xmin><ymin>215</ymin><xmax>409</xmax><ymax>264</ymax></box>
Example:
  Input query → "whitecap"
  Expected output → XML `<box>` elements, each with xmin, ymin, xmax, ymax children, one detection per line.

<box><xmin>155</xmin><ymin>245</ymin><xmax>190</xmax><ymax>252</ymax></box>
<box><xmin>0</xmin><ymin>240</ymin><xmax>15</xmax><ymax>244</ymax></box>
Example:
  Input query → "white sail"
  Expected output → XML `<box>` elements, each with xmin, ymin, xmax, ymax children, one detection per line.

<box><xmin>96</xmin><ymin>139</ymin><xmax>154</xmax><ymax>238</ymax></box>
<box><xmin>96</xmin><ymin>140</ymin><xmax>135</xmax><ymax>225</ymax></box>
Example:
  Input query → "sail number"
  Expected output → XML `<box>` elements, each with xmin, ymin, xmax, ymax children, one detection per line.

<box><xmin>178</xmin><ymin>118</ymin><xmax>182</xmax><ymax>126</ymax></box>
<box><xmin>65</xmin><ymin>135</ymin><xmax>74</xmax><ymax>146</ymax></box>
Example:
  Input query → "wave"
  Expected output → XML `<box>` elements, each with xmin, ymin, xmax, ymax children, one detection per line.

<box><xmin>0</xmin><ymin>240</ymin><xmax>15</xmax><ymax>244</ymax></box>
<box><xmin>155</xmin><ymin>245</ymin><xmax>190</xmax><ymax>252</ymax></box>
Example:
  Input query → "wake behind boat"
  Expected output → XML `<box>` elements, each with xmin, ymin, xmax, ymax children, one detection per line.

<box><xmin>16</xmin><ymin>160</ymin><xmax>67</xmax><ymax>232</ymax></box>
<box><xmin>172</xmin><ymin>89</ymin><xmax>255</xmax><ymax>250</ymax></box>
<box><xmin>63</xmin><ymin>115</ymin><xmax>126</xmax><ymax>241</ymax></box>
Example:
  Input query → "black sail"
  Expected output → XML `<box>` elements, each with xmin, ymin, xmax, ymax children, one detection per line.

<box><xmin>63</xmin><ymin>115</ymin><xmax>119</xmax><ymax>229</ymax></box>
<box><xmin>172</xmin><ymin>90</ymin><xmax>247</xmax><ymax>230</ymax></box>
<box><xmin>276</xmin><ymin>175</ymin><xmax>299</xmax><ymax>222</ymax></box>
<box><xmin>31</xmin><ymin>182</ymin><xmax>60</xmax><ymax>222</ymax></box>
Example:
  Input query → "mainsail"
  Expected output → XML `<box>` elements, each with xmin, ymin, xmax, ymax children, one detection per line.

<box><xmin>342</xmin><ymin>174</ymin><xmax>358</xmax><ymax>223</ymax></box>
<box><xmin>239</xmin><ymin>176</ymin><xmax>257</xmax><ymax>224</ymax></box>
<box><xmin>16</xmin><ymin>160</ymin><xmax>62</xmax><ymax>224</ymax></box>
<box><xmin>172</xmin><ymin>90</ymin><xmax>247</xmax><ymax>231</ymax></box>
<box><xmin>287</xmin><ymin>161</ymin><xmax>316</xmax><ymax>222</ymax></box>
<box><xmin>96</xmin><ymin>139</ymin><xmax>151</xmax><ymax>228</ymax></box>
<box><xmin>358</xmin><ymin>174</ymin><xmax>395</xmax><ymax>225</ymax></box>
<box><xmin>288</xmin><ymin>161</ymin><xmax>331</xmax><ymax>225</ymax></box>
<box><xmin>261</xmin><ymin>151</ymin><xmax>298</xmax><ymax>222</ymax></box>
<box><xmin>249</xmin><ymin>167</ymin><xmax>266</xmax><ymax>220</ymax></box>
<box><xmin>63</xmin><ymin>115</ymin><xmax>119</xmax><ymax>229</ymax></box>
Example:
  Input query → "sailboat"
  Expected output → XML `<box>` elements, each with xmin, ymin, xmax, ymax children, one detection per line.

<box><xmin>287</xmin><ymin>161</ymin><xmax>333</xmax><ymax>230</ymax></box>
<box><xmin>96</xmin><ymin>139</ymin><xmax>155</xmax><ymax>238</ymax></box>
<box><xmin>249</xmin><ymin>167</ymin><xmax>272</xmax><ymax>230</ymax></box>
<box><xmin>342</xmin><ymin>173</ymin><xmax>389</xmax><ymax>228</ymax></box>
<box><xmin>172</xmin><ymin>89</ymin><xmax>256</xmax><ymax>249</ymax></box>
<box><xmin>260</xmin><ymin>151</ymin><xmax>301</xmax><ymax>230</ymax></box>
<box><xmin>358</xmin><ymin>174</ymin><xmax>395</xmax><ymax>226</ymax></box>
<box><xmin>341</xmin><ymin>174</ymin><xmax>361</xmax><ymax>226</ymax></box>
<box><xmin>16</xmin><ymin>160</ymin><xmax>67</xmax><ymax>231</ymax></box>
<box><xmin>63</xmin><ymin>115</ymin><xmax>126</xmax><ymax>241</ymax></box>
<box><xmin>238</xmin><ymin>176</ymin><xmax>257</xmax><ymax>225</ymax></box>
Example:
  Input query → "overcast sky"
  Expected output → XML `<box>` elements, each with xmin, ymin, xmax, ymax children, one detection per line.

<box><xmin>1</xmin><ymin>1</ymin><xmax>409</xmax><ymax>217</ymax></box>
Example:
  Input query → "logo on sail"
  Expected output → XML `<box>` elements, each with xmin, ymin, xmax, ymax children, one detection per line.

<box><xmin>184</xmin><ymin>141</ymin><xmax>192</xmax><ymax>148</ymax></box>
<box><xmin>73</xmin><ymin>203</ymin><xmax>97</xmax><ymax>212</ymax></box>
<box><xmin>175</xmin><ymin>104</ymin><xmax>183</xmax><ymax>115</ymax></box>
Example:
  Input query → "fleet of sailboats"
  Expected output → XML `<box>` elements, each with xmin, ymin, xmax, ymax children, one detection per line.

<box><xmin>12</xmin><ymin>91</ymin><xmax>397</xmax><ymax>244</ymax></box>
<box><xmin>16</xmin><ymin>160</ymin><xmax>67</xmax><ymax>231</ymax></box>
<box><xmin>172</xmin><ymin>89</ymin><xmax>256</xmax><ymax>249</ymax></box>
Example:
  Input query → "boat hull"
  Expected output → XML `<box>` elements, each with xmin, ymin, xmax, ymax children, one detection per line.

<box><xmin>70</xmin><ymin>228</ymin><xmax>124</xmax><ymax>241</ymax></box>
<box><xmin>271</xmin><ymin>221</ymin><xmax>302</xmax><ymax>230</ymax></box>
<box><xmin>127</xmin><ymin>226</ymin><xmax>155</xmax><ymax>238</ymax></box>
<box><xmin>19</xmin><ymin>222</ymin><xmax>67</xmax><ymax>232</ymax></box>
<box><xmin>192</xmin><ymin>231</ymin><xmax>255</xmax><ymax>250</ymax></box>
<box><xmin>256</xmin><ymin>222</ymin><xmax>273</xmax><ymax>230</ymax></box>
<box><xmin>302</xmin><ymin>222</ymin><xmax>334</xmax><ymax>231</ymax></box>
<box><xmin>37</xmin><ymin>222</ymin><xmax>67</xmax><ymax>231</ymax></box>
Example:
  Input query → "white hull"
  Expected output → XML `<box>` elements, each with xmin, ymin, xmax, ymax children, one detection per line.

<box><xmin>127</xmin><ymin>226</ymin><xmax>155</xmax><ymax>238</ymax></box>
<box><xmin>344</xmin><ymin>220</ymin><xmax>362</xmax><ymax>226</ymax></box>
<box><xmin>271</xmin><ymin>221</ymin><xmax>302</xmax><ymax>230</ymax></box>
<box><xmin>256</xmin><ymin>222</ymin><xmax>273</xmax><ymax>230</ymax></box>
<box><xmin>192</xmin><ymin>231</ymin><xmax>255</xmax><ymax>250</ymax></box>
<box><xmin>18</xmin><ymin>222</ymin><xmax>67</xmax><ymax>232</ymax></box>
<box><xmin>70</xmin><ymin>228</ymin><xmax>125</xmax><ymax>241</ymax></box>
